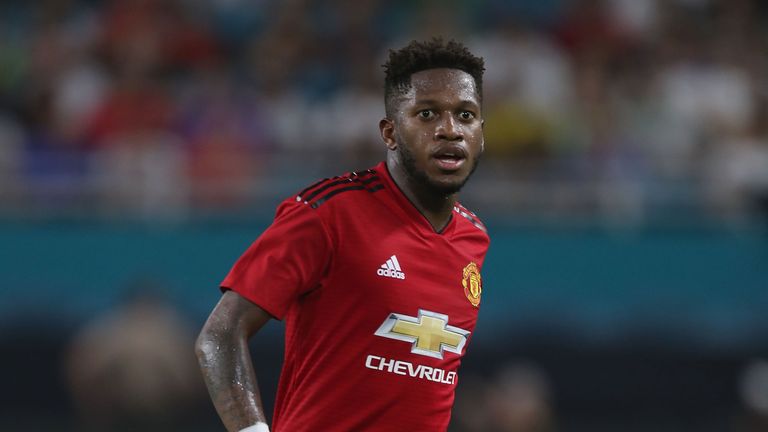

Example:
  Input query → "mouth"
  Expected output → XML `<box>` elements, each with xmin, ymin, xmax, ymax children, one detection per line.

<box><xmin>432</xmin><ymin>146</ymin><xmax>467</xmax><ymax>171</ymax></box>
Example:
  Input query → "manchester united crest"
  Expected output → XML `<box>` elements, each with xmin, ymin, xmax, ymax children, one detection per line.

<box><xmin>462</xmin><ymin>262</ymin><xmax>482</xmax><ymax>307</ymax></box>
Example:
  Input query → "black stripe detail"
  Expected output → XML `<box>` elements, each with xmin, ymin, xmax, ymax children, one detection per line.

<box><xmin>454</xmin><ymin>207</ymin><xmax>487</xmax><ymax>232</ymax></box>
<box><xmin>310</xmin><ymin>183</ymin><xmax>384</xmax><ymax>209</ymax></box>
<box><xmin>462</xmin><ymin>207</ymin><xmax>479</xmax><ymax>219</ymax></box>
<box><xmin>297</xmin><ymin>177</ymin><xmax>333</xmax><ymax>199</ymax></box>
<box><xmin>297</xmin><ymin>169</ymin><xmax>377</xmax><ymax>201</ymax></box>
<box><xmin>459</xmin><ymin>210</ymin><xmax>481</xmax><ymax>227</ymax></box>
<box><xmin>302</xmin><ymin>175</ymin><xmax>379</xmax><ymax>202</ymax></box>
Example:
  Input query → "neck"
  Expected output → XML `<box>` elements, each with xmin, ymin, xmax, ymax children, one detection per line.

<box><xmin>386</xmin><ymin>158</ymin><xmax>456</xmax><ymax>232</ymax></box>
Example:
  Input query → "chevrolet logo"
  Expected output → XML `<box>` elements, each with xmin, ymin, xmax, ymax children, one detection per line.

<box><xmin>374</xmin><ymin>310</ymin><xmax>470</xmax><ymax>359</ymax></box>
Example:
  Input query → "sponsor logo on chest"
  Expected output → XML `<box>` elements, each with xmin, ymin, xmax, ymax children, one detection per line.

<box><xmin>374</xmin><ymin>309</ymin><xmax>469</xmax><ymax>359</ymax></box>
<box><xmin>365</xmin><ymin>309</ymin><xmax>471</xmax><ymax>386</ymax></box>
<box><xmin>376</xmin><ymin>254</ymin><xmax>406</xmax><ymax>280</ymax></box>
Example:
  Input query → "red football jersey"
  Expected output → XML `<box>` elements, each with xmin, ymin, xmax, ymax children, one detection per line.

<box><xmin>221</xmin><ymin>161</ymin><xmax>490</xmax><ymax>431</ymax></box>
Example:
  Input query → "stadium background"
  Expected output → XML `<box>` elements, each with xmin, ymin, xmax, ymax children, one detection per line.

<box><xmin>1</xmin><ymin>0</ymin><xmax>767</xmax><ymax>430</ymax></box>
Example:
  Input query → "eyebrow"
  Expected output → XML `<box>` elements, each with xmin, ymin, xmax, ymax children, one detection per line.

<box><xmin>413</xmin><ymin>99</ymin><xmax>480</xmax><ymax>108</ymax></box>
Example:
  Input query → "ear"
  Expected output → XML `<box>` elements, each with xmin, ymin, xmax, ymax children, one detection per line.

<box><xmin>379</xmin><ymin>118</ymin><xmax>397</xmax><ymax>150</ymax></box>
<box><xmin>480</xmin><ymin>120</ymin><xmax>485</xmax><ymax>151</ymax></box>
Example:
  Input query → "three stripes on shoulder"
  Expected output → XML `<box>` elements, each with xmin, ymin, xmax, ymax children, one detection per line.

<box><xmin>295</xmin><ymin>168</ymin><xmax>486</xmax><ymax>233</ymax></box>
<box><xmin>296</xmin><ymin>169</ymin><xmax>382</xmax><ymax>209</ymax></box>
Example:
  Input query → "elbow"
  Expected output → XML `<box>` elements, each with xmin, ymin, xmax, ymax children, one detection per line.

<box><xmin>195</xmin><ymin>327</ymin><xmax>219</xmax><ymax>366</ymax></box>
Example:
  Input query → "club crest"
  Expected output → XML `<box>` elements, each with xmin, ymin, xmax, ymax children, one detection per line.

<box><xmin>462</xmin><ymin>262</ymin><xmax>482</xmax><ymax>307</ymax></box>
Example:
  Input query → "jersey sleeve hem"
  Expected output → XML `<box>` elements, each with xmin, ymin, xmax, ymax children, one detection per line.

<box><xmin>219</xmin><ymin>286</ymin><xmax>283</xmax><ymax>320</ymax></box>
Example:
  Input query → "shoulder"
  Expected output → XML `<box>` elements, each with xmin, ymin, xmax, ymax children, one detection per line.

<box><xmin>453</xmin><ymin>202</ymin><xmax>489</xmax><ymax>237</ymax></box>
<box><xmin>292</xmin><ymin>168</ymin><xmax>385</xmax><ymax>210</ymax></box>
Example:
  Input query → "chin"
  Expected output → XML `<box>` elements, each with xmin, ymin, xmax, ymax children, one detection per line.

<box><xmin>427</xmin><ymin>175</ymin><xmax>469</xmax><ymax>196</ymax></box>
<box><xmin>397</xmin><ymin>145</ymin><xmax>479</xmax><ymax>196</ymax></box>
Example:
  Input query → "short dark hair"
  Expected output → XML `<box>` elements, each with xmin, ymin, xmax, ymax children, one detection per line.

<box><xmin>383</xmin><ymin>37</ymin><xmax>485</xmax><ymax>118</ymax></box>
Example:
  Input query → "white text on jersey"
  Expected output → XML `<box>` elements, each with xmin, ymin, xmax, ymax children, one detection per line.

<box><xmin>365</xmin><ymin>355</ymin><xmax>457</xmax><ymax>385</ymax></box>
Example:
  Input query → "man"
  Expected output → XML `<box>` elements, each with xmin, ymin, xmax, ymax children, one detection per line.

<box><xmin>196</xmin><ymin>38</ymin><xmax>490</xmax><ymax>432</ymax></box>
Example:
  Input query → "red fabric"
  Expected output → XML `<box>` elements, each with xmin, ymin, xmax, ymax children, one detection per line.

<box><xmin>222</xmin><ymin>162</ymin><xmax>490</xmax><ymax>431</ymax></box>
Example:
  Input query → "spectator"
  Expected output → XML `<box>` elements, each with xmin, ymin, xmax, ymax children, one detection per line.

<box><xmin>65</xmin><ymin>281</ymin><xmax>205</xmax><ymax>432</ymax></box>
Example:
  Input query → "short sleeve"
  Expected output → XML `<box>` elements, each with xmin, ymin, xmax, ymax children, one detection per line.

<box><xmin>220</xmin><ymin>200</ymin><xmax>333</xmax><ymax>320</ymax></box>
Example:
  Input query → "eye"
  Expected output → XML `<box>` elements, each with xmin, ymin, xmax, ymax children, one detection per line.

<box><xmin>418</xmin><ymin>110</ymin><xmax>435</xmax><ymax>120</ymax></box>
<box><xmin>458</xmin><ymin>111</ymin><xmax>475</xmax><ymax>120</ymax></box>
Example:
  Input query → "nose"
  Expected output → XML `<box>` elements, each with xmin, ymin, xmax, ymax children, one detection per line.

<box><xmin>435</xmin><ymin>114</ymin><xmax>463</xmax><ymax>142</ymax></box>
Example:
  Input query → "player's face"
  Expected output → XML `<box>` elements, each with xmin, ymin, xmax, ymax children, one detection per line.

<box><xmin>384</xmin><ymin>68</ymin><xmax>484</xmax><ymax>196</ymax></box>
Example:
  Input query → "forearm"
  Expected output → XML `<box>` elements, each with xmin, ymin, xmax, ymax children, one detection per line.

<box><xmin>196</xmin><ymin>314</ymin><xmax>268</xmax><ymax>431</ymax></box>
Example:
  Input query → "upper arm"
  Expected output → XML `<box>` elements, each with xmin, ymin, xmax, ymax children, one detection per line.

<box><xmin>195</xmin><ymin>291</ymin><xmax>273</xmax><ymax>430</ymax></box>
<box><xmin>198</xmin><ymin>290</ymin><xmax>273</xmax><ymax>347</ymax></box>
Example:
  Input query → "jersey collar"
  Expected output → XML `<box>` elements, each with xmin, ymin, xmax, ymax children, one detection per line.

<box><xmin>375</xmin><ymin>161</ymin><xmax>457</xmax><ymax>237</ymax></box>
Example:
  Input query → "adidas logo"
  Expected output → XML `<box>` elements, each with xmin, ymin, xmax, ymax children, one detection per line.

<box><xmin>377</xmin><ymin>255</ymin><xmax>406</xmax><ymax>280</ymax></box>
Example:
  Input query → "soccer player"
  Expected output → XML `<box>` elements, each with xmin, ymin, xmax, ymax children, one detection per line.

<box><xmin>195</xmin><ymin>38</ymin><xmax>490</xmax><ymax>432</ymax></box>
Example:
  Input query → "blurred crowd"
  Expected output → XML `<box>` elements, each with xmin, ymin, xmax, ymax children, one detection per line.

<box><xmin>60</xmin><ymin>278</ymin><xmax>768</xmax><ymax>431</ymax></box>
<box><xmin>1</xmin><ymin>0</ymin><xmax>768</xmax><ymax>222</ymax></box>
<box><xmin>62</xmin><ymin>281</ymin><xmax>768</xmax><ymax>432</ymax></box>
